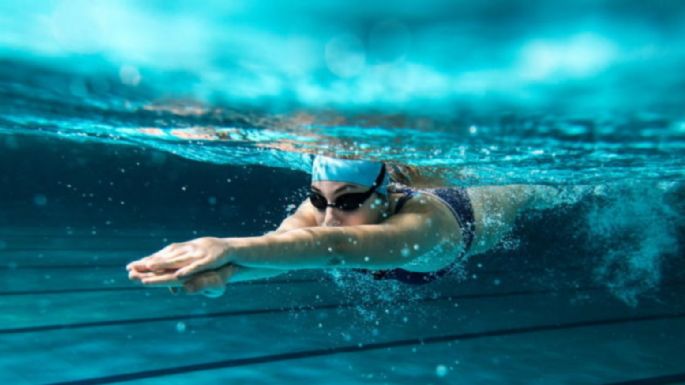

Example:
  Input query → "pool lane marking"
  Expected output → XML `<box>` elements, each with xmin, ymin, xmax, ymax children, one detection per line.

<box><xmin>1</xmin><ymin>281</ymin><xmax>683</xmax><ymax>335</ymax></box>
<box><xmin>45</xmin><ymin>312</ymin><xmax>685</xmax><ymax>385</ymax></box>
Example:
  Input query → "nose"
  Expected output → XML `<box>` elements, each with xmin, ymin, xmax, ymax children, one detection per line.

<box><xmin>322</xmin><ymin>207</ymin><xmax>342</xmax><ymax>227</ymax></box>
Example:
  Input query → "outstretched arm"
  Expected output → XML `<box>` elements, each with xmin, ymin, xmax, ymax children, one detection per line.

<box><xmin>128</xmin><ymin>200</ymin><xmax>317</xmax><ymax>288</ymax></box>
<box><xmin>131</xmin><ymin>195</ymin><xmax>462</xmax><ymax>283</ymax></box>
<box><xmin>177</xmin><ymin>196</ymin><xmax>461</xmax><ymax>277</ymax></box>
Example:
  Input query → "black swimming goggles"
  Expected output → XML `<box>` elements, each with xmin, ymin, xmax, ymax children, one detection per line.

<box><xmin>309</xmin><ymin>164</ymin><xmax>386</xmax><ymax>212</ymax></box>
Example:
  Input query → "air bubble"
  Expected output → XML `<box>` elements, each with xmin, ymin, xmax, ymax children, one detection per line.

<box><xmin>436</xmin><ymin>364</ymin><xmax>448</xmax><ymax>377</ymax></box>
<box><xmin>176</xmin><ymin>322</ymin><xmax>187</xmax><ymax>333</ymax></box>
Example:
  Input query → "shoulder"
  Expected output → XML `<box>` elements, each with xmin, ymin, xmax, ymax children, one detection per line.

<box><xmin>389</xmin><ymin>190</ymin><xmax>461</xmax><ymax>234</ymax></box>
<box><xmin>392</xmin><ymin>189</ymin><xmax>447</xmax><ymax>214</ymax></box>
<box><xmin>297</xmin><ymin>198</ymin><xmax>320</xmax><ymax>219</ymax></box>
<box><xmin>278</xmin><ymin>198</ymin><xmax>318</xmax><ymax>228</ymax></box>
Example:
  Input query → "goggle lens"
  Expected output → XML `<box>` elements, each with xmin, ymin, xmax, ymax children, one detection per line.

<box><xmin>309</xmin><ymin>191</ymin><xmax>370</xmax><ymax>212</ymax></box>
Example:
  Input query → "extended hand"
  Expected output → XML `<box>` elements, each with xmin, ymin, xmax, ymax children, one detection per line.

<box><xmin>182</xmin><ymin>265</ymin><xmax>241</xmax><ymax>297</ymax></box>
<box><xmin>126</xmin><ymin>237</ymin><xmax>233</xmax><ymax>281</ymax></box>
<box><xmin>128</xmin><ymin>264</ymin><xmax>241</xmax><ymax>298</ymax></box>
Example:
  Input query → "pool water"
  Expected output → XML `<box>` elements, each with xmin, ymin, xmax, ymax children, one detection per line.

<box><xmin>1</xmin><ymin>136</ymin><xmax>683</xmax><ymax>384</ymax></box>
<box><xmin>1</xmin><ymin>1</ymin><xmax>685</xmax><ymax>384</ymax></box>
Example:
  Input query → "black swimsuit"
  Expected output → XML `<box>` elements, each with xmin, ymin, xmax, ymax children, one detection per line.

<box><xmin>356</xmin><ymin>185</ymin><xmax>476</xmax><ymax>285</ymax></box>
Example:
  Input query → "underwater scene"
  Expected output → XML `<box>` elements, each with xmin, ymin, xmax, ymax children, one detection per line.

<box><xmin>1</xmin><ymin>1</ymin><xmax>684</xmax><ymax>384</ymax></box>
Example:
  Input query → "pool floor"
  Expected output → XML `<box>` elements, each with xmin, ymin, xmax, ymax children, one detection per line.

<box><xmin>1</xmin><ymin>228</ymin><xmax>684</xmax><ymax>385</ymax></box>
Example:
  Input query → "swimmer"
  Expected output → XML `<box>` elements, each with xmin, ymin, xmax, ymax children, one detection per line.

<box><xmin>126</xmin><ymin>155</ymin><xmax>569</xmax><ymax>297</ymax></box>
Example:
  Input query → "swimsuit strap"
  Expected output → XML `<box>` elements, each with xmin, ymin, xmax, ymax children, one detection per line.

<box><xmin>392</xmin><ymin>186</ymin><xmax>416</xmax><ymax>213</ymax></box>
<box><xmin>425</xmin><ymin>187</ymin><xmax>476</xmax><ymax>253</ymax></box>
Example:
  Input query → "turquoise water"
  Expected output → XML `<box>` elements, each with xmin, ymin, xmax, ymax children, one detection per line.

<box><xmin>1</xmin><ymin>1</ymin><xmax>685</xmax><ymax>384</ymax></box>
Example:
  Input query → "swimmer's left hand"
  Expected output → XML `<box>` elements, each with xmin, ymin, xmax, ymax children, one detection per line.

<box><xmin>127</xmin><ymin>237</ymin><xmax>234</xmax><ymax>279</ymax></box>
<box><xmin>129</xmin><ymin>263</ymin><xmax>238</xmax><ymax>298</ymax></box>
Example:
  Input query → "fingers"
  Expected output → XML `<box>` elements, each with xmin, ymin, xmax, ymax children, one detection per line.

<box><xmin>128</xmin><ymin>267</ymin><xmax>176</xmax><ymax>281</ymax></box>
<box><xmin>130</xmin><ymin>266</ymin><xmax>226</xmax><ymax>296</ymax></box>
<box><xmin>127</xmin><ymin>256</ymin><xmax>165</xmax><ymax>273</ymax></box>
<box><xmin>128</xmin><ymin>268</ymin><xmax>160</xmax><ymax>281</ymax></box>
<box><xmin>126</xmin><ymin>260</ymin><xmax>151</xmax><ymax>272</ymax></box>
<box><xmin>138</xmin><ymin>272</ymin><xmax>183</xmax><ymax>286</ymax></box>
<box><xmin>143</xmin><ymin>247</ymin><xmax>188</xmax><ymax>269</ymax></box>
<box><xmin>127</xmin><ymin>244</ymin><xmax>189</xmax><ymax>273</ymax></box>
<box><xmin>174</xmin><ymin>259</ymin><xmax>213</xmax><ymax>279</ymax></box>
<box><xmin>127</xmin><ymin>244</ymin><xmax>229</xmax><ymax>299</ymax></box>
<box><xmin>128</xmin><ymin>269</ymin><xmax>150</xmax><ymax>281</ymax></box>
<box><xmin>145</xmin><ymin>249</ymin><xmax>193</xmax><ymax>271</ymax></box>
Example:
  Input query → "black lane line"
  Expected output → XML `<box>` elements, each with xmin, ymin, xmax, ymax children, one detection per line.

<box><xmin>3</xmin><ymin>281</ymin><xmax>683</xmax><ymax>335</ymax></box>
<box><xmin>45</xmin><ymin>312</ymin><xmax>685</xmax><ymax>385</ymax></box>
<box><xmin>603</xmin><ymin>373</ymin><xmax>685</xmax><ymax>385</ymax></box>
<box><xmin>0</xmin><ymin>265</ymin><xmax>587</xmax><ymax>296</ymax></box>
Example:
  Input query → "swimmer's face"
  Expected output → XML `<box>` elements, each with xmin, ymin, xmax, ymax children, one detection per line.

<box><xmin>310</xmin><ymin>181</ymin><xmax>388</xmax><ymax>227</ymax></box>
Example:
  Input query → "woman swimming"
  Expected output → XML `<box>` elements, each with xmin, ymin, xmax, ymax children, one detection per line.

<box><xmin>126</xmin><ymin>155</ymin><xmax>563</xmax><ymax>297</ymax></box>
